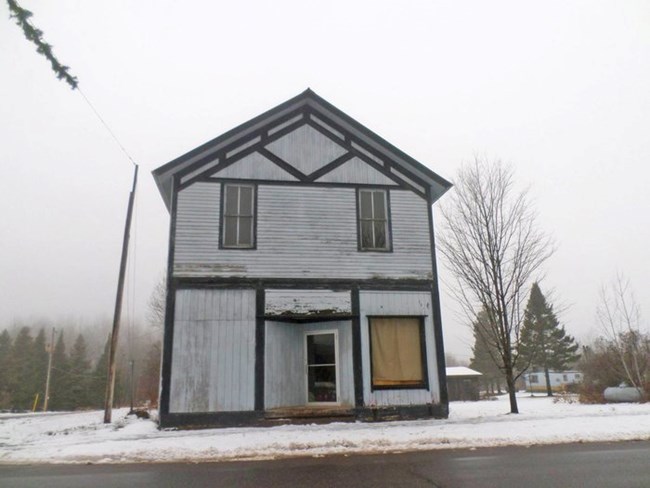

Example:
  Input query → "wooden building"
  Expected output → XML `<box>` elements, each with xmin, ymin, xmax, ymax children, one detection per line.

<box><xmin>152</xmin><ymin>89</ymin><xmax>452</xmax><ymax>428</ymax></box>
<box><xmin>446</xmin><ymin>367</ymin><xmax>482</xmax><ymax>401</ymax></box>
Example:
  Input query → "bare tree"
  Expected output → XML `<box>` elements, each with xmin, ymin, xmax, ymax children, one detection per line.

<box><xmin>438</xmin><ymin>158</ymin><xmax>553</xmax><ymax>413</ymax></box>
<box><xmin>597</xmin><ymin>275</ymin><xmax>649</xmax><ymax>397</ymax></box>
<box><xmin>147</xmin><ymin>275</ymin><xmax>167</xmax><ymax>331</ymax></box>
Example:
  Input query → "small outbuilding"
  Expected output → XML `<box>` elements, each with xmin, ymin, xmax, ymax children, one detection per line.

<box><xmin>446</xmin><ymin>367</ymin><xmax>482</xmax><ymax>401</ymax></box>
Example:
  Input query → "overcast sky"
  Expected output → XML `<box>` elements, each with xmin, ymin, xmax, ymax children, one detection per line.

<box><xmin>1</xmin><ymin>1</ymin><xmax>649</xmax><ymax>360</ymax></box>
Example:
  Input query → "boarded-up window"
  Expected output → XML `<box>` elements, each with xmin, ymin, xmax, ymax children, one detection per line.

<box><xmin>358</xmin><ymin>189</ymin><xmax>390</xmax><ymax>251</ymax></box>
<box><xmin>222</xmin><ymin>184</ymin><xmax>255</xmax><ymax>248</ymax></box>
<box><xmin>369</xmin><ymin>317</ymin><xmax>427</xmax><ymax>389</ymax></box>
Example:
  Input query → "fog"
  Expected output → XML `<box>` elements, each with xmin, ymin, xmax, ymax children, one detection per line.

<box><xmin>1</xmin><ymin>1</ymin><xmax>649</xmax><ymax>361</ymax></box>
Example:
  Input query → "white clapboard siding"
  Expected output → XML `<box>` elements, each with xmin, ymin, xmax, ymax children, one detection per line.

<box><xmin>314</xmin><ymin>157</ymin><xmax>398</xmax><ymax>186</ymax></box>
<box><xmin>265</xmin><ymin>320</ymin><xmax>354</xmax><ymax>409</ymax></box>
<box><xmin>169</xmin><ymin>289</ymin><xmax>256</xmax><ymax>413</ymax></box>
<box><xmin>265</xmin><ymin>125</ymin><xmax>347</xmax><ymax>176</ymax></box>
<box><xmin>174</xmin><ymin>184</ymin><xmax>433</xmax><ymax>279</ymax></box>
<box><xmin>359</xmin><ymin>291</ymin><xmax>440</xmax><ymax>406</ymax></box>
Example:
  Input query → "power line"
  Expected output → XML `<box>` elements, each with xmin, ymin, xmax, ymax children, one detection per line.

<box><xmin>77</xmin><ymin>86</ymin><xmax>138</xmax><ymax>167</ymax></box>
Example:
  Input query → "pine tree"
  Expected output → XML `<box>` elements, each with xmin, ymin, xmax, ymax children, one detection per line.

<box><xmin>469</xmin><ymin>311</ymin><xmax>504</xmax><ymax>395</ymax></box>
<box><xmin>519</xmin><ymin>283</ymin><xmax>580</xmax><ymax>396</ymax></box>
<box><xmin>68</xmin><ymin>334</ymin><xmax>92</xmax><ymax>409</ymax></box>
<box><xmin>49</xmin><ymin>331</ymin><xmax>69</xmax><ymax>410</ymax></box>
<box><xmin>89</xmin><ymin>334</ymin><xmax>110</xmax><ymax>409</ymax></box>
<box><xmin>9</xmin><ymin>327</ymin><xmax>35</xmax><ymax>409</ymax></box>
<box><xmin>0</xmin><ymin>330</ymin><xmax>13</xmax><ymax>408</ymax></box>
<box><xmin>30</xmin><ymin>329</ymin><xmax>49</xmax><ymax>410</ymax></box>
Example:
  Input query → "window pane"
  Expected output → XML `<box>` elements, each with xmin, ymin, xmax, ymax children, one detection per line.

<box><xmin>239</xmin><ymin>216</ymin><xmax>253</xmax><ymax>246</ymax></box>
<box><xmin>360</xmin><ymin>221</ymin><xmax>374</xmax><ymax>249</ymax></box>
<box><xmin>307</xmin><ymin>334</ymin><xmax>335</xmax><ymax>365</ymax></box>
<box><xmin>374</xmin><ymin>221</ymin><xmax>386</xmax><ymax>249</ymax></box>
<box><xmin>308</xmin><ymin>366</ymin><xmax>337</xmax><ymax>402</ymax></box>
<box><xmin>359</xmin><ymin>191</ymin><xmax>373</xmax><ymax>218</ymax></box>
<box><xmin>370</xmin><ymin>318</ymin><xmax>423</xmax><ymax>387</ymax></box>
<box><xmin>239</xmin><ymin>186</ymin><xmax>253</xmax><ymax>216</ymax></box>
<box><xmin>372</xmin><ymin>191</ymin><xmax>386</xmax><ymax>219</ymax></box>
<box><xmin>224</xmin><ymin>216</ymin><xmax>237</xmax><ymax>246</ymax></box>
<box><xmin>225</xmin><ymin>186</ymin><xmax>239</xmax><ymax>215</ymax></box>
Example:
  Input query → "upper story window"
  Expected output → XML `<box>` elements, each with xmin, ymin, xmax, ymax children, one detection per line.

<box><xmin>222</xmin><ymin>184</ymin><xmax>255</xmax><ymax>249</ymax></box>
<box><xmin>358</xmin><ymin>189</ymin><xmax>391</xmax><ymax>251</ymax></box>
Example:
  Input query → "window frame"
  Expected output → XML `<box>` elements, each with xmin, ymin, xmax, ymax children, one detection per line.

<box><xmin>219</xmin><ymin>183</ymin><xmax>257</xmax><ymax>250</ymax></box>
<box><xmin>367</xmin><ymin>315</ymin><xmax>429</xmax><ymax>391</ymax></box>
<box><xmin>304</xmin><ymin>329</ymin><xmax>340</xmax><ymax>405</ymax></box>
<box><xmin>356</xmin><ymin>188</ymin><xmax>393</xmax><ymax>252</ymax></box>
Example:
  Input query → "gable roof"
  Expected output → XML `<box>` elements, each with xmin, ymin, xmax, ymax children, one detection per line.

<box><xmin>446</xmin><ymin>367</ymin><xmax>482</xmax><ymax>377</ymax></box>
<box><xmin>152</xmin><ymin>89</ymin><xmax>452</xmax><ymax>210</ymax></box>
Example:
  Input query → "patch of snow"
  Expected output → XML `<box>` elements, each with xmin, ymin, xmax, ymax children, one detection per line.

<box><xmin>0</xmin><ymin>395</ymin><xmax>648</xmax><ymax>465</ymax></box>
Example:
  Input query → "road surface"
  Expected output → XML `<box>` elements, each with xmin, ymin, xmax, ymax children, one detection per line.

<box><xmin>1</xmin><ymin>441</ymin><xmax>649</xmax><ymax>487</ymax></box>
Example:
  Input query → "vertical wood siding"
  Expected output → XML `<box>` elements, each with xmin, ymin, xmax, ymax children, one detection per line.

<box><xmin>169</xmin><ymin>289</ymin><xmax>256</xmax><ymax>413</ymax></box>
<box><xmin>265</xmin><ymin>320</ymin><xmax>355</xmax><ymax>409</ymax></box>
<box><xmin>359</xmin><ymin>291</ymin><xmax>440</xmax><ymax>406</ymax></box>
<box><xmin>174</xmin><ymin>184</ymin><xmax>432</xmax><ymax>279</ymax></box>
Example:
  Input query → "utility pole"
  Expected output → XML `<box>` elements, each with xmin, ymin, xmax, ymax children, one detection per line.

<box><xmin>43</xmin><ymin>327</ymin><xmax>55</xmax><ymax>411</ymax></box>
<box><xmin>104</xmin><ymin>164</ymin><xmax>139</xmax><ymax>423</ymax></box>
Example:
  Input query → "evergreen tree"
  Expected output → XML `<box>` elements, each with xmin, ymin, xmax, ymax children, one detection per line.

<box><xmin>67</xmin><ymin>334</ymin><xmax>92</xmax><ymax>409</ymax></box>
<box><xmin>469</xmin><ymin>311</ymin><xmax>504</xmax><ymax>395</ymax></box>
<box><xmin>89</xmin><ymin>334</ymin><xmax>111</xmax><ymax>409</ymax></box>
<box><xmin>0</xmin><ymin>330</ymin><xmax>13</xmax><ymax>408</ymax></box>
<box><xmin>30</xmin><ymin>329</ymin><xmax>49</xmax><ymax>409</ymax></box>
<box><xmin>49</xmin><ymin>331</ymin><xmax>69</xmax><ymax>410</ymax></box>
<box><xmin>519</xmin><ymin>283</ymin><xmax>580</xmax><ymax>396</ymax></box>
<box><xmin>9</xmin><ymin>327</ymin><xmax>35</xmax><ymax>409</ymax></box>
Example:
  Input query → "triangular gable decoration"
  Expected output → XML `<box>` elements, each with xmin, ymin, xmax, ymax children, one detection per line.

<box><xmin>315</xmin><ymin>157</ymin><xmax>399</xmax><ymax>186</ymax></box>
<box><xmin>265</xmin><ymin>124</ymin><xmax>347</xmax><ymax>176</ymax></box>
<box><xmin>210</xmin><ymin>151</ymin><xmax>299</xmax><ymax>181</ymax></box>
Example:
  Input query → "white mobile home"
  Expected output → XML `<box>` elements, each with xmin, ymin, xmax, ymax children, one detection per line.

<box><xmin>152</xmin><ymin>90</ymin><xmax>452</xmax><ymax>428</ymax></box>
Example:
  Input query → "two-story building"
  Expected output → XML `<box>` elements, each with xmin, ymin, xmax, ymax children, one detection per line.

<box><xmin>153</xmin><ymin>89</ymin><xmax>452</xmax><ymax>428</ymax></box>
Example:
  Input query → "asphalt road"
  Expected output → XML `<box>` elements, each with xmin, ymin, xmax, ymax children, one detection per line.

<box><xmin>1</xmin><ymin>441</ymin><xmax>649</xmax><ymax>487</ymax></box>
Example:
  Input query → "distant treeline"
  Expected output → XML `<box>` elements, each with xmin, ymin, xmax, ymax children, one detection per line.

<box><xmin>0</xmin><ymin>326</ymin><xmax>160</xmax><ymax>412</ymax></box>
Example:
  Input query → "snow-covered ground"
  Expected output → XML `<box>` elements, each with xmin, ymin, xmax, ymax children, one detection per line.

<box><xmin>1</xmin><ymin>394</ymin><xmax>649</xmax><ymax>465</ymax></box>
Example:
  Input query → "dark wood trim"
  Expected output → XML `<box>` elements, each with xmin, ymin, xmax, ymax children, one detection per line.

<box><xmin>254</xmin><ymin>288</ymin><xmax>265</xmax><ymax>411</ymax></box>
<box><xmin>159</xmin><ymin>402</ymin><xmax>447</xmax><ymax>429</ymax></box>
<box><xmin>160</xmin><ymin>411</ymin><xmax>265</xmax><ymax>429</ymax></box>
<box><xmin>172</xmin><ymin>277</ymin><xmax>434</xmax><ymax>291</ymax></box>
<box><xmin>367</xmin><ymin>316</ymin><xmax>429</xmax><ymax>392</ymax></box>
<box><xmin>175</xmin><ymin>109</ymin><xmax>429</xmax><ymax>201</ymax></box>
<box><xmin>305</xmin><ymin>151</ymin><xmax>355</xmax><ymax>182</ymax></box>
<box><xmin>170</xmin><ymin>108</ymin><xmax>305</xmax><ymax>181</ymax></box>
<box><xmin>159</xmin><ymin>175</ymin><xmax>179</xmax><ymax>417</ymax></box>
<box><xmin>176</xmin><ymin>115</ymin><xmax>307</xmax><ymax>191</ymax></box>
<box><xmin>355</xmin><ymin>403</ymin><xmax>448</xmax><ymax>422</ymax></box>
<box><xmin>305</xmin><ymin>118</ymin><xmax>418</xmax><ymax>190</ymax></box>
<box><xmin>304</xmin><ymin>113</ymin><xmax>430</xmax><ymax>199</ymax></box>
<box><xmin>350</xmin><ymin>287</ymin><xmax>364</xmax><ymax>407</ymax></box>
<box><xmin>427</xmin><ymin>189</ymin><xmax>449</xmax><ymax>407</ymax></box>
<box><xmin>204</xmin><ymin>177</ymin><xmax>403</xmax><ymax>191</ymax></box>
<box><xmin>219</xmin><ymin>183</ymin><xmax>258</xmax><ymax>250</ymax></box>
<box><xmin>257</xmin><ymin>147</ymin><xmax>309</xmax><ymax>181</ymax></box>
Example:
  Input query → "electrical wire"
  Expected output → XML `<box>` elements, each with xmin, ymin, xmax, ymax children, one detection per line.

<box><xmin>77</xmin><ymin>86</ymin><xmax>138</xmax><ymax>167</ymax></box>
